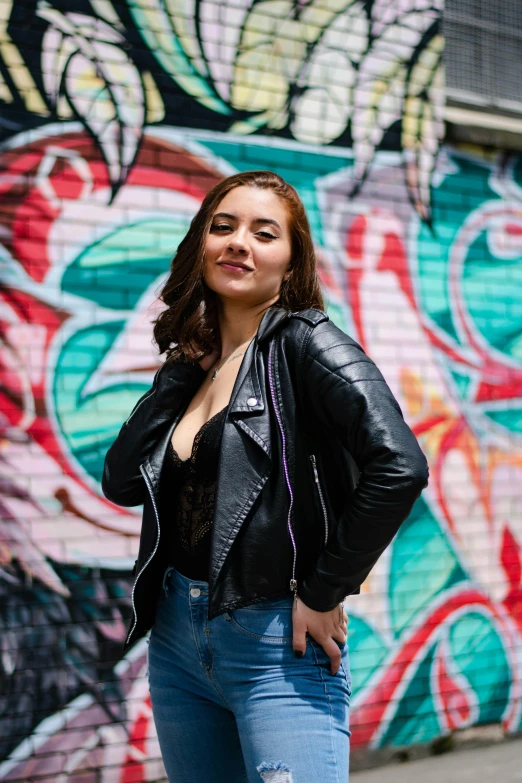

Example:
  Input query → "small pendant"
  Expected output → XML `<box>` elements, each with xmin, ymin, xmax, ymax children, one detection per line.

<box><xmin>211</xmin><ymin>368</ymin><xmax>218</xmax><ymax>381</ymax></box>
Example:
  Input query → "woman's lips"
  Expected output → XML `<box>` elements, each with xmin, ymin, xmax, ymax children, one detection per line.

<box><xmin>218</xmin><ymin>262</ymin><xmax>252</xmax><ymax>273</ymax></box>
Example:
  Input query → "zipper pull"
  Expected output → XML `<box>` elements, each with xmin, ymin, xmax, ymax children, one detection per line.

<box><xmin>290</xmin><ymin>578</ymin><xmax>298</xmax><ymax>607</ymax></box>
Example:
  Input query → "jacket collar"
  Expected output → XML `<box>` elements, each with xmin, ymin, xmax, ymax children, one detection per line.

<box><xmin>228</xmin><ymin>305</ymin><xmax>289</xmax><ymax>418</ymax></box>
<box><xmin>256</xmin><ymin>304</ymin><xmax>292</xmax><ymax>344</ymax></box>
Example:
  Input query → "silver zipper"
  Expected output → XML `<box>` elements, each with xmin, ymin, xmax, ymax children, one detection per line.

<box><xmin>126</xmin><ymin>463</ymin><xmax>161</xmax><ymax>646</ymax></box>
<box><xmin>310</xmin><ymin>454</ymin><xmax>329</xmax><ymax>546</ymax></box>
<box><xmin>268</xmin><ymin>339</ymin><xmax>298</xmax><ymax>606</ymax></box>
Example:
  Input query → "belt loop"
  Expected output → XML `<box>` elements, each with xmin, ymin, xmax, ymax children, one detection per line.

<box><xmin>162</xmin><ymin>566</ymin><xmax>174</xmax><ymax>597</ymax></box>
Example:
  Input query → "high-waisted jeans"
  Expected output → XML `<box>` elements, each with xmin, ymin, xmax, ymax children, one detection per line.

<box><xmin>148</xmin><ymin>565</ymin><xmax>352</xmax><ymax>783</ymax></box>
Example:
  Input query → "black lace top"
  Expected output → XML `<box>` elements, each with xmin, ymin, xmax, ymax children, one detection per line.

<box><xmin>162</xmin><ymin>405</ymin><xmax>228</xmax><ymax>581</ymax></box>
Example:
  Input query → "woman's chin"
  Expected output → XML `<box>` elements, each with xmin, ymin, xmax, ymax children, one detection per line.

<box><xmin>207</xmin><ymin>281</ymin><xmax>255</xmax><ymax>301</ymax></box>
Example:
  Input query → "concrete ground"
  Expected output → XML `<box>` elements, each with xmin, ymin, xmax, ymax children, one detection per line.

<box><xmin>351</xmin><ymin>738</ymin><xmax>522</xmax><ymax>783</ymax></box>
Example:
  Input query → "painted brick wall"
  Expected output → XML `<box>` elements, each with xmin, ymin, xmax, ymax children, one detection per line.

<box><xmin>1</xmin><ymin>1</ymin><xmax>521</xmax><ymax>781</ymax></box>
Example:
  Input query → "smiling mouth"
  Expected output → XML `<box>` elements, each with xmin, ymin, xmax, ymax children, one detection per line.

<box><xmin>218</xmin><ymin>261</ymin><xmax>252</xmax><ymax>271</ymax></box>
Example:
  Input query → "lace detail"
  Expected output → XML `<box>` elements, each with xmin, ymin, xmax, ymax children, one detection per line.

<box><xmin>166</xmin><ymin>406</ymin><xmax>228</xmax><ymax>556</ymax></box>
<box><xmin>170</xmin><ymin>406</ymin><xmax>227</xmax><ymax>466</ymax></box>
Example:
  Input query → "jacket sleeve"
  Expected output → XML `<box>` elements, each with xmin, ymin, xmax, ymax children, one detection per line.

<box><xmin>296</xmin><ymin>322</ymin><xmax>429</xmax><ymax>612</ymax></box>
<box><xmin>101</xmin><ymin>360</ymin><xmax>205</xmax><ymax>507</ymax></box>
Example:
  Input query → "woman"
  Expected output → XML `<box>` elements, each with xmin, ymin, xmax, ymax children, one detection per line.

<box><xmin>102</xmin><ymin>170</ymin><xmax>429</xmax><ymax>782</ymax></box>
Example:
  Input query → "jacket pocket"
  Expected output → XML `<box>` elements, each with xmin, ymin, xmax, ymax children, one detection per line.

<box><xmin>309</xmin><ymin>454</ymin><xmax>329</xmax><ymax>546</ymax></box>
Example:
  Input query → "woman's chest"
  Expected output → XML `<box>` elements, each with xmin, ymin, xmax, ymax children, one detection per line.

<box><xmin>170</xmin><ymin>360</ymin><xmax>240</xmax><ymax>461</ymax></box>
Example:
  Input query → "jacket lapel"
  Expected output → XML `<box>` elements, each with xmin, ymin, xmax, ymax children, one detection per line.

<box><xmin>222</xmin><ymin>304</ymin><xmax>291</xmax><ymax>459</ymax></box>
<box><xmin>210</xmin><ymin>305</ymin><xmax>290</xmax><ymax>587</ymax></box>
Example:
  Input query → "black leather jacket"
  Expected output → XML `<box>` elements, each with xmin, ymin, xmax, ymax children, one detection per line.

<box><xmin>102</xmin><ymin>306</ymin><xmax>429</xmax><ymax>653</ymax></box>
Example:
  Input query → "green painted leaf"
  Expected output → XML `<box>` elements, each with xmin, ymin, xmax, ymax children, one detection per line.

<box><xmin>379</xmin><ymin>642</ymin><xmax>441</xmax><ymax>746</ymax></box>
<box><xmin>61</xmin><ymin>218</ymin><xmax>190</xmax><ymax>309</ymax></box>
<box><xmin>447</xmin><ymin>612</ymin><xmax>511</xmax><ymax>724</ymax></box>
<box><xmin>389</xmin><ymin>497</ymin><xmax>467</xmax><ymax>638</ymax></box>
<box><xmin>53</xmin><ymin>322</ymin><xmax>151</xmax><ymax>483</ymax></box>
<box><xmin>347</xmin><ymin>615</ymin><xmax>388</xmax><ymax>694</ymax></box>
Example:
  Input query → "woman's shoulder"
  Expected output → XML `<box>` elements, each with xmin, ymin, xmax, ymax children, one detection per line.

<box><xmin>285</xmin><ymin>307</ymin><xmax>362</xmax><ymax>353</ymax></box>
<box><xmin>284</xmin><ymin>308</ymin><xmax>382</xmax><ymax>377</ymax></box>
<box><xmin>287</xmin><ymin>307</ymin><xmax>329</xmax><ymax>328</ymax></box>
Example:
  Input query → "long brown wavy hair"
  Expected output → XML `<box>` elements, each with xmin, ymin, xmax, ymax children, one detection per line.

<box><xmin>153</xmin><ymin>170</ymin><xmax>325</xmax><ymax>363</ymax></box>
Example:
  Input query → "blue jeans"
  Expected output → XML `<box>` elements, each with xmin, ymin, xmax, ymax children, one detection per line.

<box><xmin>148</xmin><ymin>565</ymin><xmax>352</xmax><ymax>783</ymax></box>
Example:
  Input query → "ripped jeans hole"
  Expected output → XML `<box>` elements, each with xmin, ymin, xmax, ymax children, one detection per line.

<box><xmin>256</xmin><ymin>760</ymin><xmax>293</xmax><ymax>782</ymax></box>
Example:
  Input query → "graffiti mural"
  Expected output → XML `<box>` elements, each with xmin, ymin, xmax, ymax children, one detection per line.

<box><xmin>1</xmin><ymin>0</ymin><xmax>521</xmax><ymax>781</ymax></box>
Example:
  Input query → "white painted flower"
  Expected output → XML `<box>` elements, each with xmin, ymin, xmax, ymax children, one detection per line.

<box><xmin>38</xmin><ymin>5</ymin><xmax>145</xmax><ymax>193</ymax></box>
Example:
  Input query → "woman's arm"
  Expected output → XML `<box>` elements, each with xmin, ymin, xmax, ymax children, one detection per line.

<box><xmin>101</xmin><ymin>360</ymin><xmax>205</xmax><ymax>507</ymax></box>
<box><xmin>296</xmin><ymin>321</ymin><xmax>429</xmax><ymax>611</ymax></box>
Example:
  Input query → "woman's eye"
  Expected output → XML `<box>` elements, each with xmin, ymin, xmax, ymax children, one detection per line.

<box><xmin>211</xmin><ymin>224</ymin><xmax>231</xmax><ymax>232</ymax></box>
<box><xmin>257</xmin><ymin>231</ymin><xmax>277</xmax><ymax>240</ymax></box>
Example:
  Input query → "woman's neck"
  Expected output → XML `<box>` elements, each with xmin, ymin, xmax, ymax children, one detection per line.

<box><xmin>216</xmin><ymin>298</ymin><xmax>279</xmax><ymax>356</ymax></box>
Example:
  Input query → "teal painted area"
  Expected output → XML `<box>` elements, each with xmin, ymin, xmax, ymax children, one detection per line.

<box><xmin>389</xmin><ymin>497</ymin><xmax>467</xmax><ymax>639</ymax></box>
<box><xmin>199</xmin><ymin>140</ymin><xmax>353</xmax><ymax>180</ymax></box>
<box><xmin>417</xmin><ymin>155</ymin><xmax>498</xmax><ymax>345</ymax></box>
<box><xmin>511</xmin><ymin>156</ymin><xmax>522</xmax><ymax>190</ymax></box>
<box><xmin>485</xmin><ymin>407</ymin><xmax>522</xmax><ymax>434</ymax></box>
<box><xmin>53</xmin><ymin>322</ymin><xmax>152</xmax><ymax>483</ymax></box>
<box><xmin>347</xmin><ymin>616</ymin><xmax>388</xmax><ymax>694</ymax></box>
<box><xmin>449</xmin><ymin>367</ymin><xmax>474</xmax><ymax>399</ymax></box>
<box><xmin>462</xmin><ymin>233</ymin><xmax>522</xmax><ymax>360</ymax></box>
<box><xmin>380</xmin><ymin>643</ymin><xmax>441</xmax><ymax>746</ymax></box>
<box><xmin>61</xmin><ymin>218</ymin><xmax>190</xmax><ymax>309</ymax></box>
<box><xmin>447</xmin><ymin>612</ymin><xmax>511</xmax><ymax>724</ymax></box>
<box><xmin>381</xmin><ymin>610</ymin><xmax>511</xmax><ymax>748</ymax></box>
<box><xmin>323</xmin><ymin>299</ymin><xmax>352</xmax><ymax>335</ymax></box>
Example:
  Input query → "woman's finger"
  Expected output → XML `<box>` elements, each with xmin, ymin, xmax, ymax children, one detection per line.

<box><xmin>332</xmin><ymin>627</ymin><xmax>347</xmax><ymax>644</ymax></box>
<box><xmin>319</xmin><ymin>637</ymin><xmax>343</xmax><ymax>675</ymax></box>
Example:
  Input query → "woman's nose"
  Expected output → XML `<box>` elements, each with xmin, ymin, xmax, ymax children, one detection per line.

<box><xmin>227</xmin><ymin>234</ymin><xmax>249</xmax><ymax>253</ymax></box>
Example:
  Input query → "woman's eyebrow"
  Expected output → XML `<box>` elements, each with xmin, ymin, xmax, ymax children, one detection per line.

<box><xmin>213</xmin><ymin>212</ymin><xmax>282</xmax><ymax>230</ymax></box>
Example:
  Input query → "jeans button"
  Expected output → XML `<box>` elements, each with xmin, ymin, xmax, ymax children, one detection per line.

<box><xmin>190</xmin><ymin>587</ymin><xmax>201</xmax><ymax>598</ymax></box>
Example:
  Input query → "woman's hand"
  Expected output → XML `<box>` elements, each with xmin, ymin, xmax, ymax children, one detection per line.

<box><xmin>292</xmin><ymin>596</ymin><xmax>348</xmax><ymax>675</ymax></box>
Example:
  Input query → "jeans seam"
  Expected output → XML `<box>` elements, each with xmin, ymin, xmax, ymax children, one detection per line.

<box><xmin>198</xmin><ymin>626</ymin><xmax>234</xmax><ymax>713</ymax></box>
<box><xmin>205</xmin><ymin>634</ymin><xmax>235</xmax><ymax>711</ymax></box>
<box><xmin>206</xmin><ymin>672</ymin><xmax>234</xmax><ymax>710</ymax></box>
<box><xmin>339</xmin><ymin>659</ymin><xmax>352</xmax><ymax>697</ymax></box>
<box><xmin>187</xmin><ymin>602</ymin><xmax>233</xmax><ymax>710</ymax></box>
<box><xmin>309</xmin><ymin>641</ymin><xmax>342</xmax><ymax>783</ymax></box>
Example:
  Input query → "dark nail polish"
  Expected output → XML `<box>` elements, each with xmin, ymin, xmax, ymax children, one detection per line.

<box><xmin>294</xmin><ymin>650</ymin><xmax>304</xmax><ymax>658</ymax></box>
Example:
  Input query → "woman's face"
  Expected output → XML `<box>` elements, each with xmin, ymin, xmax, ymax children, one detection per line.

<box><xmin>203</xmin><ymin>186</ymin><xmax>293</xmax><ymax>306</ymax></box>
